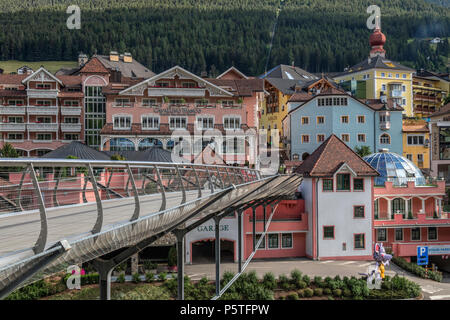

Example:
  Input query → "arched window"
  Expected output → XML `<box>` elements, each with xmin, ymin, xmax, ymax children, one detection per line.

<box><xmin>110</xmin><ymin>138</ymin><xmax>135</xmax><ymax>151</ymax></box>
<box><xmin>138</xmin><ymin>138</ymin><xmax>162</xmax><ymax>151</ymax></box>
<box><xmin>380</xmin><ymin>133</ymin><xmax>390</xmax><ymax>144</ymax></box>
<box><xmin>392</xmin><ymin>198</ymin><xmax>405</xmax><ymax>217</ymax></box>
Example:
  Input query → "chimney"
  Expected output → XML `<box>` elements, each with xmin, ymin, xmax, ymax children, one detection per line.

<box><xmin>201</xmin><ymin>71</ymin><xmax>208</xmax><ymax>78</ymax></box>
<box><xmin>124</xmin><ymin>52</ymin><xmax>133</xmax><ymax>63</ymax></box>
<box><xmin>78</xmin><ymin>53</ymin><xmax>88</xmax><ymax>67</ymax></box>
<box><xmin>109</xmin><ymin>51</ymin><xmax>119</xmax><ymax>62</ymax></box>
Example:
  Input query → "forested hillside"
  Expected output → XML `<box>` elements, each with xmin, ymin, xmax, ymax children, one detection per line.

<box><xmin>0</xmin><ymin>0</ymin><xmax>448</xmax><ymax>75</ymax></box>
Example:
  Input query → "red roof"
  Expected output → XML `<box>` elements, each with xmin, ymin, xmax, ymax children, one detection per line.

<box><xmin>79</xmin><ymin>57</ymin><xmax>109</xmax><ymax>74</ymax></box>
<box><xmin>0</xmin><ymin>74</ymin><xmax>27</xmax><ymax>85</ymax></box>
<box><xmin>294</xmin><ymin>134</ymin><xmax>379</xmax><ymax>177</ymax></box>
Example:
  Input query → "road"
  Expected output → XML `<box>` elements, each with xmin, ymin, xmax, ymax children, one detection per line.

<box><xmin>185</xmin><ymin>258</ymin><xmax>450</xmax><ymax>300</ymax></box>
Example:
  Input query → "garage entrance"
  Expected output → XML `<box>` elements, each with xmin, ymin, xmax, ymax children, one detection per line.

<box><xmin>191</xmin><ymin>239</ymin><xmax>235</xmax><ymax>264</ymax></box>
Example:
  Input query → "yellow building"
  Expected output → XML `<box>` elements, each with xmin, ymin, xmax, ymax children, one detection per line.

<box><xmin>333</xmin><ymin>25</ymin><xmax>416</xmax><ymax>117</ymax></box>
<box><xmin>413</xmin><ymin>70</ymin><xmax>450</xmax><ymax>117</ymax></box>
<box><xmin>402</xmin><ymin>120</ymin><xmax>430</xmax><ymax>170</ymax></box>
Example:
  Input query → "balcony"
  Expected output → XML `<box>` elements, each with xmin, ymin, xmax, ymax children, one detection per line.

<box><xmin>0</xmin><ymin>123</ymin><xmax>26</xmax><ymax>131</ymax></box>
<box><xmin>27</xmin><ymin>123</ymin><xmax>58</xmax><ymax>132</ymax></box>
<box><xmin>390</xmin><ymin>90</ymin><xmax>403</xmax><ymax>98</ymax></box>
<box><xmin>61</xmin><ymin>106</ymin><xmax>82</xmax><ymax>116</ymax></box>
<box><xmin>0</xmin><ymin>106</ymin><xmax>26</xmax><ymax>115</ymax></box>
<box><xmin>374</xmin><ymin>211</ymin><xmax>450</xmax><ymax>227</ymax></box>
<box><xmin>379</xmin><ymin>121</ymin><xmax>391</xmax><ymax>130</ymax></box>
<box><xmin>32</xmin><ymin>139</ymin><xmax>53</xmax><ymax>143</ymax></box>
<box><xmin>60</xmin><ymin>123</ymin><xmax>82</xmax><ymax>132</ymax></box>
<box><xmin>26</xmin><ymin>89</ymin><xmax>58</xmax><ymax>99</ymax></box>
<box><xmin>27</xmin><ymin>105</ymin><xmax>58</xmax><ymax>115</ymax></box>
<box><xmin>147</xmin><ymin>87</ymin><xmax>206</xmax><ymax>97</ymax></box>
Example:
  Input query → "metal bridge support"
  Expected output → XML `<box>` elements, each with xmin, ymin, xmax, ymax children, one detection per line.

<box><xmin>252</xmin><ymin>206</ymin><xmax>256</xmax><ymax>252</ymax></box>
<box><xmin>92</xmin><ymin>258</ymin><xmax>114</xmax><ymax>301</ymax></box>
<box><xmin>173</xmin><ymin>229</ymin><xmax>185</xmax><ymax>300</ymax></box>
<box><xmin>237</xmin><ymin>210</ymin><xmax>243</xmax><ymax>273</ymax></box>
<box><xmin>263</xmin><ymin>204</ymin><xmax>267</xmax><ymax>231</ymax></box>
<box><xmin>30</xmin><ymin>163</ymin><xmax>48</xmax><ymax>254</ymax></box>
<box><xmin>214</xmin><ymin>215</ymin><xmax>223</xmax><ymax>296</ymax></box>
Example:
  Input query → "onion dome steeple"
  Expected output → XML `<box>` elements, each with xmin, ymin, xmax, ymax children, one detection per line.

<box><xmin>369</xmin><ymin>18</ymin><xmax>386</xmax><ymax>58</ymax></box>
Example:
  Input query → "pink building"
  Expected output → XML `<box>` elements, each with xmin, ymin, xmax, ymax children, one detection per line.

<box><xmin>0</xmin><ymin>68</ymin><xmax>84</xmax><ymax>156</ymax></box>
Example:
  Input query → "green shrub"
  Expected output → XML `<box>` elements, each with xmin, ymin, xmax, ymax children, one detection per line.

<box><xmin>117</xmin><ymin>273</ymin><xmax>125</xmax><ymax>283</ymax></box>
<box><xmin>286</xmin><ymin>293</ymin><xmax>299</xmax><ymax>300</ymax></box>
<box><xmin>333</xmin><ymin>289</ymin><xmax>342</xmax><ymax>297</ymax></box>
<box><xmin>314</xmin><ymin>288</ymin><xmax>323</xmax><ymax>296</ymax></box>
<box><xmin>132</xmin><ymin>273</ymin><xmax>141</xmax><ymax>283</ymax></box>
<box><xmin>302</xmin><ymin>275</ymin><xmax>311</xmax><ymax>286</ymax></box>
<box><xmin>323</xmin><ymin>288</ymin><xmax>332</xmax><ymax>296</ymax></box>
<box><xmin>313</xmin><ymin>276</ymin><xmax>322</xmax><ymax>286</ymax></box>
<box><xmin>296</xmin><ymin>280</ymin><xmax>307</xmax><ymax>289</ymax></box>
<box><xmin>343</xmin><ymin>288</ymin><xmax>352</xmax><ymax>297</ymax></box>
<box><xmin>290</xmin><ymin>269</ymin><xmax>303</xmax><ymax>283</ymax></box>
<box><xmin>278</xmin><ymin>274</ymin><xmax>291</xmax><ymax>290</ymax></box>
<box><xmin>392</xmin><ymin>256</ymin><xmax>442</xmax><ymax>282</ymax></box>
<box><xmin>304</xmin><ymin>288</ymin><xmax>314</xmax><ymax>297</ymax></box>
<box><xmin>145</xmin><ymin>272</ymin><xmax>155</xmax><ymax>283</ymax></box>
<box><xmin>158</xmin><ymin>272</ymin><xmax>167</xmax><ymax>281</ymax></box>
<box><xmin>143</xmin><ymin>260</ymin><xmax>157</xmax><ymax>270</ymax></box>
<box><xmin>262</xmin><ymin>272</ymin><xmax>277</xmax><ymax>290</ymax></box>
<box><xmin>297</xmin><ymin>289</ymin><xmax>305</xmax><ymax>298</ymax></box>
<box><xmin>221</xmin><ymin>271</ymin><xmax>235</xmax><ymax>287</ymax></box>
<box><xmin>246</xmin><ymin>271</ymin><xmax>259</xmax><ymax>285</ymax></box>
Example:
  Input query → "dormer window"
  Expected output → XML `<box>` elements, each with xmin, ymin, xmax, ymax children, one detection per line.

<box><xmin>336</xmin><ymin>174</ymin><xmax>351</xmax><ymax>191</ymax></box>
<box><xmin>36</xmin><ymin>83</ymin><xmax>51</xmax><ymax>89</ymax></box>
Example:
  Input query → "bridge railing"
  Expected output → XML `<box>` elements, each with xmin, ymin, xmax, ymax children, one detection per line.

<box><xmin>0</xmin><ymin>159</ymin><xmax>261</xmax><ymax>255</ymax></box>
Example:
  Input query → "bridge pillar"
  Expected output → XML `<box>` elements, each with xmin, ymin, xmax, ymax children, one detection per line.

<box><xmin>252</xmin><ymin>206</ymin><xmax>256</xmax><ymax>252</ymax></box>
<box><xmin>174</xmin><ymin>229</ymin><xmax>185</xmax><ymax>300</ymax></box>
<box><xmin>214</xmin><ymin>215</ymin><xmax>223</xmax><ymax>296</ymax></box>
<box><xmin>92</xmin><ymin>259</ymin><xmax>114</xmax><ymax>301</ymax></box>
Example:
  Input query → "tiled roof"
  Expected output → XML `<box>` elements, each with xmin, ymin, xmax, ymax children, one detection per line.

<box><xmin>79</xmin><ymin>57</ymin><xmax>110</xmax><ymax>74</ymax></box>
<box><xmin>0</xmin><ymin>89</ymin><xmax>27</xmax><ymax>97</ymax></box>
<box><xmin>0</xmin><ymin>74</ymin><xmax>27</xmax><ymax>85</ymax></box>
<box><xmin>402</xmin><ymin>121</ymin><xmax>428</xmax><ymax>133</ymax></box>
<box><xmin>335</xmin><ymin>55</ymin><xmax>415</xmax><ymax>77</ymax></box>
<box><xmin>360</xmin><ymin>98</ymin><xmax>404</xmax><ymax>111</ymax></box>
<box><xmin>96</xmin><ymin>55</ymin><xmax>155</xmax><ymax>78</ymax></box>
<box><xmin>57</xmin><ymin>75</ymin><xmax>82</xmax><ymax>86</ymax></box>
<box><xmin>41</xmin><ymin>141</ymin><xmax>110</xmax><ymax>160</ymax></box>
<box><xmin>429</xmin><ymin>103</ymin><xmax>450</xmax><ymax>118</ymax></box>
<box><xmin>207</xmin><ymin>78</ymin><xmax>264</xmax><ymax>96</ymax></box>
<box><xmin>288</xmin><ymin>92</ymin><xmax>311</xmax><ymax>102</ymax></box>
<box><xmin>260</xmin><ymin>64</ymin><xmax>319</xmax><ymax>80</ymax></box>
<box><xmin>294</xmin><ymin>134</ymin><xmax>379</xmax><ymax>177</ymax></box>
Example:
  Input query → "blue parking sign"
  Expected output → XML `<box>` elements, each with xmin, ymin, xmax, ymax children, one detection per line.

<box><xmin>417</xmin><ymin>246</ymin><xmax>428</xmax><ymax>266</ymax></box>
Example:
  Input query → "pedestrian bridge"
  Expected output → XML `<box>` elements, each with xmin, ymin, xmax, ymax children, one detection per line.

<box><xmin>0</xmin><ymin>159</ymin><xmax>301</xmax><ymax>299</ymax></box>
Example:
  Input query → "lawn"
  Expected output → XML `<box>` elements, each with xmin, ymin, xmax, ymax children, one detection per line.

<box><xmin>0</xmin><ymin>60</ymin><xmax>77</xmax><ymax>74</ymax></box>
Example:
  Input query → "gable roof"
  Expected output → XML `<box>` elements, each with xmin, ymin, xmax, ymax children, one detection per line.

<box><xmin>22</xmin><ymin>67</ymin><xmax>63</xmax><ymax>85</ymax></box>
<box><xmin>217</xmin><ymin>67</ymin><xmax>248</xmax><ymax>80</ymax></box>
<box><xmin>260</xmin><ymin>64</ymin><xmax>318</xmax><ymax>81</ymax></box>
<box><xmin>294</xmin><ymin>134</ymin><xmax>379</xmax><ymax>177</ymax></box>
<box><xmin>79</xmin><ymin>57</ymin><xmax>110</xmax><ymax>74</ymax></box>
<box><xmin>119</xmin><ymin>65</ymin><xmax>234</xmax><ymax>96</ymax></box>
<box><xmin>207</xmin><ymin>78</ymin><xmax>264</xmax><ymax>96</ymax></box>
<box><xmin>96</xmin><ymin>55</ymin><xmax>155</xmax><ymax>78</ymax></box>
<box><xmin>41</xmin><ymin>141</ymin><xmax>110</xmax><ymax>160</ymax></box>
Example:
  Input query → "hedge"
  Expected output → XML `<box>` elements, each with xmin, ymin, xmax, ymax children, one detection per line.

<box><xmin>392</xmin><ymin>256</ymin><xmax>443</xmax><ymax>282</ymax></box>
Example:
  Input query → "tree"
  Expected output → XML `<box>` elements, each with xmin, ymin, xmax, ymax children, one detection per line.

<box><xmin>110</xmin><ymin>154</ymin><xmax>126</xmax><ymax>161</ymax></box>
<box><xmin>355</xmin><ymin>146</ymin><xmax>372</xmax><ymax>158</ymax></box>
<box><xmin>0</xmin><ymin>143</ymin><xmax>19</xmax><ymax>158</ymax></box>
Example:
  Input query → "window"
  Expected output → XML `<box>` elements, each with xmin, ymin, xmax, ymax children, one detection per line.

<box><xmin>411</xmin><ymin>228</ymin><xmax>421</xmax><ymax>241</ymax></box>
<box><xmin>406</xmin><ymin>154</ymin><xmax>413</xmax><ymax>161</ymax></box>
<box><xmin>396</xmin><ymin>74</ymin><xmax>399</xmax><ymax>78</ymax></box>
<box><xmin>323</xmin><ymin>226</ymin><xmax>335</xmax><ymax>239</ymax></box>
<box><xmin>317</xmin><ymin>116</ymin><xmax>325</xmax><ymax>124</ymax></box>
<box><xmin>281</xmin><ymin>233</ymin><xmax>293</xmax><ymax>248</ymax></box>
<box><xmin>402</xmin><ymin>74</ymin><xmax>407</xmax><ymax>79</ymax></box>
<box><xmin>7</xmin><ymin>133</ymin><xmax>23</xmax><ymax>140</ymax></box>
<box><xmin>353</xmin><ymin>178</ymin><xmax>364</xmax><ymax>191</ymax></box>
<box><xmin>142</xmin><ymin>116</ymin><xmax>160</xmax><ymax>130</ymax></box>
<box><xmin>407</xmin><ymin>135</ymin><xmax>424</xmax><ymax>145</ymax></box>
<box><xmin>113</xmin><ymin>116</ymin><xmax>131</xmax><ymax>129</ymax></box>
<box><xmin>382</xmin><ymin>84</ymin><xmax>386</xmax><ymax>91</ymax></box>
<box><xmin>36</xmin><ymin>100</ymin><xmax>51</xmax><ymax>106</ymax></box>
<box><xmin>169</xmin><ymin>99</ymin><xmax>183</xmax><ymax>105</ymax></box>
<box><xmin>197</xmin><ymin>117</ymin><xmax>214</xmax><ymax>129</ymax></box>
<box><xmin>182</xmin><ymin>82</ymin><xmax>196</xmax><ymax>88</ymax></box>
<box><xmin>221</xmin><ymin>100</ymin><xmax>235</xmax><ymax>107</ymax></box>
<box><xmin>36</xmin><ymin>133</ymin><xmax>52</xmax><ymax>141</ymax></box>
<box><xmin>380</xmin><ymin>134</ymin><xmax>390</xmax><ymax>144</ymax></box>
<box><xmin>379</xmin><ymin>113</ymin><xmax>390</xmax><ymax>123</ymax></box>
<box><xmin>223</xmin><ymin>116</ymin><xmax>240</xmax><ymax>129</ymax></box>
<box><xmin>169</xmin><ymin>117</ymin><xmax>187</xmax><ymax>129</ymax></box>
<box><xmin>357</xmin><ymin>134</ymin><xmax>366</xmax><ymax>143</ymax></box>
<box><xmin>392</xmin><ymin>198</ymin><xmax>405</xmax><ymax>215</ymax></box>
<box><xmin>357</xmin><ymin>116</ymin><xmax>365</xmax><ymax>123</ymax></box>
<box><xmin>388</xmin><ymin>73</ymin><xmax>392</xmax><ymax>78</ymax></box>
<box><xmin>63</xmin><ymin>100</ymin><xmax>79</xmax><ymax>106</ymax></box>
<box><xmin>156</xmin><ymin>81</ymin><xmax>169</xmax><ymax>87</ymax></box>
<box><xmin>301</xmin><ymin>117</ymin><xmax>309</xmax><ymax>125</ymax></box>
<box><xmin>317</xmin><ymin>134</ymin><xmax>325</xmax><ymax>143</ymax></box>
<box><xmin>257</xmin><ymin>234</ymin><xmax>265</xmax><ymax>249</ymax></box>
<box><xmin>381</xmin><ymin>73</ymin><xmax>385</xmax><ymax>77</ymax></box>
<box><xmin>36</xmin><ymin>83</ymin><xmax>51</xmax><ymax>89</ymax></box>
<box><xmin>395</xmin><ymin>228</ymin><xmax>403</xmax><ymax>241</ymax></box>
<box><xmin>36</xmin><ymin>117</ymin><xmax>51</xmax><ymax>123</ymax></box>
<box><xmin>114</xmin><ymin>98</ymin><xmax>131</xmax><ymax>107</ymax></box>
<box><xmin>337</xmin><ymin>174</ymin><xmax>350</xmax><ymax>191</ymax></box>
<box><xmin>341</xmin><ymin>134</ymin><xmax>349</xmax><ymax>142</ymax></box>
<box><xmin>64</xmin><ymin>134</ymin><xmax>79</xmax><ymax>141</ymax></box>
<box><xmin>341</xmin><ymin>116</ymin><xmax>349</xmax><ymax>123</ymax></box>
<box><xmin>323</xmin><ymin>179</ymin><xmax>333</xmax><ymax>191</ymax></box>
<box><xmin>354</xmin><ymin>234</ymin><xmax>365</xmax><ymax>249</ymax></box>
<box><xmin>377</xmin><ymin>229</ymin><xmax>387</xmax><ymax>241</ymax></box>
<box><xmin>64</xmin><ymin>117</ymin><xmax>79</xmax><ymax>123</ymax></box>
<box><xmin>8</xmin><ymin>100</ymin><xmax>24</xmax><ymax>106</ymax></box>
<box><xmin>268</xmin><ymin>234</ymin><xmax>279</xmax><ymax>249</ymax></box>
<box><xmin>195</xmin><ymin>99</ymin><xmax>209</xmax><ymax>107</ymax></box>
<box><xmin>8</xmin><ymin>116</ymin><xmax>23</xmax><ymax>123</ymax></box>
<box><xmin>402</xmin><ymin>98</ymin><xmax>406</xmax><ymax>105</ymax></box>
<box><xmin>428</xmin><ymin>227</ymin><xmax>437</xmax><ymax>240</ymax></box>
<box><xmin>354</xmin><ymin>206</ymin><xmax>365</xmax><ymax>218</ymax></box>
<box><xmin>302</xmin><ymin>135</ymin><xmax>310</xmax><ymax>143</ymax></box>
<box><xmin>417</xmin><ymin>154</ymin><xmax>424</xmax><ymax>164</ymax></box>
<box><xmin>142</xmin><ymin>99</ymin><xmax>157</xmax><ymax>107</ymax></box>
